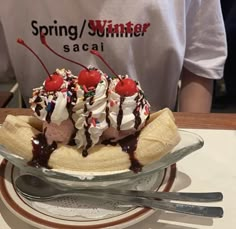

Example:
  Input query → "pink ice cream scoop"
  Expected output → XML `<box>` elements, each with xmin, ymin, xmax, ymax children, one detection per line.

<box><xmin>43</xmin><ymin>118</ymin><xmax>75</xmax><ymax>145</ymax></box>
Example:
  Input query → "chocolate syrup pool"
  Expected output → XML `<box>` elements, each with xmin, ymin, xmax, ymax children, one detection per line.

<box><xmin>29</xmin><ymin>131</ymin><xmax>143</xmax><ymax>173</ymax></box>
<box><xmin>29</xmin><ymin>132</ymin><xmax>57</xmax><ymax>169</ymax></box>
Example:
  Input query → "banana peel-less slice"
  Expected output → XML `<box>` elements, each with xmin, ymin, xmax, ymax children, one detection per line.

<box><xmin>0</xmin><ymin>114</ymin><xmax>40</xmax><ymax>161</ymax></box>
<box><xmin>0</xmin><ymin>108</ymin><xmax>181</xmax><ymax>172</ymax></box>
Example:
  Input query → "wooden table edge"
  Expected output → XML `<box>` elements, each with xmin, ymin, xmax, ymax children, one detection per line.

<box><xmin>0</xmin><ymin>108</ymin><xmax>236</xmax><ymax>130</ymax></box>
<box><xmin>174</xmin><ymin>112</ymin><xmax>236</xmax><ymax>130</ymax></box>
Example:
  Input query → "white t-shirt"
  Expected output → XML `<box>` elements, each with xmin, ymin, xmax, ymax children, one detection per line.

<box><xmin>0</xmin><ymin>0</ymin><xmax>227</xmax><ymax>111</ymax></box>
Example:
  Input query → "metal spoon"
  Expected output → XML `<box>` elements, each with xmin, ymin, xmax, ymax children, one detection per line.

<box><xmin>15</xmin><ymin>174</ymin><xmax>224</xmax><ymax>218</ymax></box>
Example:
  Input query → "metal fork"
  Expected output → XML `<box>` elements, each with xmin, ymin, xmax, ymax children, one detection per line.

<box><xmin>15</xmin><ymin>174</ymin><xmax>224</xmax><ymax>218</ymax></box>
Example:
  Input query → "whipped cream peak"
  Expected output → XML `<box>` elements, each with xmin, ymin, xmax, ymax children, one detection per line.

<box><xmin>73</xmin><ymin>67</ymin><xmax>111</xmax><ymax>152</ymax></box>
<box><xmin>107</xmin><ymin>75</ymin><xmax>150</xmax><ymax>132</ymax></box>
<box><xmin>29</xmin><ymin>68</ymin><xmax>78</xmax><ymax>125</ymax></box>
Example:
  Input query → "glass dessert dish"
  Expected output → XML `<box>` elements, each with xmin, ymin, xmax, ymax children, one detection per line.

<box><xmin>0</xmin><ymin>130</ymin><xmax>204</xmax><ymax>188</ymax></box>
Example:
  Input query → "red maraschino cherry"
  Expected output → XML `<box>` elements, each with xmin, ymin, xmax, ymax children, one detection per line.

<box><xmin>40</xmin><ymin>33</ymin><xmax>101</xmax><ymax>89</ymax></box>
<box><xmin>78</xmin><ymin>69</ymin><xmax>101</xmax><ymax>88</ymax></box>
<box><xmin>115</xmin><ymin>78</ymin><xmax>138</xmax><ymax>96</ymax></box>
<box><xmin>44</xmin><ymin>74</ymin><xmax>64</xmax><ymax>92</ymax></box>
<box><xmin>90</xmin><ymin>50</ymin><xmax>138</xmax><ymax>96</ymax></box>
<box><xmin>17</xmin><ymin>38</ymin><xmax>64</xmax><ymax>92</ymax></box>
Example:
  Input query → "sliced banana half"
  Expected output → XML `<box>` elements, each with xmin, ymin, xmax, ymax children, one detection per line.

<box><xmin>0</xmin><ymin>108</ymin><xmax>180</xmax><ymax>172</ymax></box>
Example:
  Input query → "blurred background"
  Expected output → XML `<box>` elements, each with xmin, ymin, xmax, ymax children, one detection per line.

<box><xmin>211</xmin><ymin>0</ymin><xmax>236</xmax><ymax>113</ymax></box>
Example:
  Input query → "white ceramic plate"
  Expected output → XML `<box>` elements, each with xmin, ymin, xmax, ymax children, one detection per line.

<box><xmin>0</xmin><ymin>160</ymin><xmax>176</xmax><ymax>229</ymax></box>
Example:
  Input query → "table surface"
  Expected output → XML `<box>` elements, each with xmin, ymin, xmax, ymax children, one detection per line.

<box><xmin>0</xmin><ymin>109</ymin><xmax>236</xmax><ymax>229</ymax></box>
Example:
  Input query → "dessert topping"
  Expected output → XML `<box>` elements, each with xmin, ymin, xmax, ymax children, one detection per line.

<box><xmin>115</xmin><ymin>78</ymin><xmax>138</xmax><ymax>97</ymax></box>
<box><xmin>90</xmin><ymin>50</ymin><xmax>138</xmax><ymax>97</ymax></box>
<box><xmin>44</xmin><ymin>73</ymin><xmax>64</xmax><ymax>92</ymax></box>
<box><xmin>78</xmin><ymin>69</ymin><xmax>101</xmax><ymax>88</ymax></box>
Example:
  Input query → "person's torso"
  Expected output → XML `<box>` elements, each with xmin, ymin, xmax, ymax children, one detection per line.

<box><xmin>0</xmin><ymin>0</ymin><xmax>193</xmax><ymax>110</ymax></box>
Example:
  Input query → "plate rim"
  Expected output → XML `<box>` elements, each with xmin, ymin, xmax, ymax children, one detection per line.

<box><xmin>0</xmin><ymin>160</ymin><xmax>176</xmax><ymax>229</ymax></box>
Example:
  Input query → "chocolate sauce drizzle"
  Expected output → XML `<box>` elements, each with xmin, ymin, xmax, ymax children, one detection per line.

<box><xmin>34</xmin><ymin>95</ymin><xmax>42</xmax><ymax>103</ymax></box>
<box><xmin>133</xmin><ymin>95</ymin><xmax>141</xmax><ymax>129</ymax></box>
<box><xmin>45</xmin><ymin>101</ymin><xmax>55</xmax><ymax>123</ymax></box>
<box><xmin>89</xmin><ymin>96</ymin><xmax>94</xmax><ymax>105</ymax></box>
<box><xmin>35</xmin><ymin>104</ymin><xmax>43</xmax><ymax>117</ymax></box>
<box><xmin>105</xmin><ymin>106</ymin><xmax>111</xmax><ymax>127</ymax></box>
<box><xmin>105</xmin><ymin>79</ymin><xmax>111</xmax><ymax>127</ymax></box>
<box><xmin>117</xmin><ymin>97</ymin><xmax>125</xmax><ymax>131</ymax></box>
<box><xmin>67</xmin><ymin>78</ymin><xmax>78</xmax><ymax>146</ymax></box>
<box><xmin>66</xmin><ymin>78</ymin><xmax>78</xmax><ymax>117</ymax></box>
<box><xmin>102</xmin><ymin>132</ymin><xmax>143</xmax><ymax>173</ymax></box>
<box><xmin>82</xmin><ymin>110</ymin><xmax>93</xmax><ymax>157</ymax></box>
<box><xmin>29</xmin><ymin>130</ymin><xmax>57</xmax><ymax>168</ymax></box>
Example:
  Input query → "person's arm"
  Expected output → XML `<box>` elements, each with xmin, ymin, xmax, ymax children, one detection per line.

<box><xmin>178</xmin><ymin>67</ymin><xmax>213</xmax><ymax>113</ymax></box>
<box><xmin>179</xmin><ymin>0</ymin><xmax>226</xmax><ymax>113</ymax></box>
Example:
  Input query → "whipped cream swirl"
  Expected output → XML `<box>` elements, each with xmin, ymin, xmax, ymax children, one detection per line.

<box><xmin>29</xmin><ymin>69</ymin><xmax>78</xmax><ymax>125</ymax></box>
<box><xmin>72</xmin><ymin>67</ymin><xmax>111</xmax><ymax>156</ymax></box>
<box><xmin>107</xmin><ymin>75</ymin><xmax>150</xmax><ymax>134</ymax></box>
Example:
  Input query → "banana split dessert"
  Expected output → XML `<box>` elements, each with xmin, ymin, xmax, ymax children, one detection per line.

<box><xmin>0</xmin><ymin>35</ymin><xmax>181</xmax><ymax>173</ymax></box>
